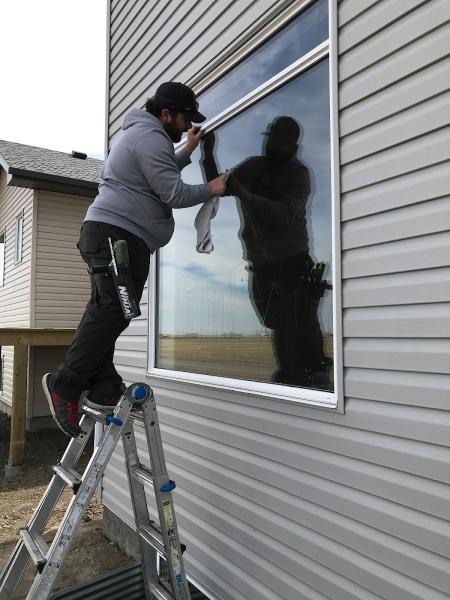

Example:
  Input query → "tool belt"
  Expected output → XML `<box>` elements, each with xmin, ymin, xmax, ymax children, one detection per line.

<box><xmin>88</xmin><ymin>238</ymin><xmax>141</xmax><ymax>320</ymax></box>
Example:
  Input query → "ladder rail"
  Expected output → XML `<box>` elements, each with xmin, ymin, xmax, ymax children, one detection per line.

<box><xmin>0</xmin><ymin>383</ymin><xmax>192</xmax><ymax>600</ymax></box>
<box><xmin>140</xmin><ymin>390</ymin><xmax>191</xmax><ymax>600</ymax></box>
<box><xmin>0</xmin><ymin>417</ymin><xmax>94</xmax><ymax>600</ymax></box>
<box><xmin>25</xmin><ymin>398</ymin><xmax>133</xmax><ymax>600</ymax></box>
<box><xmin>122</xmin><ymin>420</ymin><xmax>159</xmax><ymax>600</ymax></box>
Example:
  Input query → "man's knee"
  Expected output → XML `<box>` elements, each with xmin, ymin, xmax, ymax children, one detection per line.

<box><xmin>85</xmin><ymin>300</ymin><xmax>128</xmax><ymax>331</ymax></box>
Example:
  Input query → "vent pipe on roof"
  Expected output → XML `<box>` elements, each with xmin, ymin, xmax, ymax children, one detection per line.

<box><xmin>71</xmin><ymin>151</ymin><xmax>87</xmax><ymax>160</ymax></box>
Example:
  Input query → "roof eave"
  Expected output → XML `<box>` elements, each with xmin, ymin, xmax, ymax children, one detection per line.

<box><xmin>7</xmin><ymin>167</ymin><xmax>99</xmax><ymax>198</ymax></box>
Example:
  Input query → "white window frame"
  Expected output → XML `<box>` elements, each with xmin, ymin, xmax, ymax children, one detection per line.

<box><xmin>14</xmin><ymin>211</ymin><xmax>24</xmax><ymax>264</ymax></box>
<box><xmin>0</xmin><ymin>229</ymin><xmax>5</xmax><ymax>287</ymax></box>
<box><xmin>147</xmin><ymin>0</ymin><xmax>343</xmax><ymax>412</ymax></box>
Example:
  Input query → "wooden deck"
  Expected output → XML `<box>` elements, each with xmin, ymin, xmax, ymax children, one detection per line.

<box><xmin>0</xmin><ymin>328</ymin><xmax>75</xmax><ymax>468</ymax></box>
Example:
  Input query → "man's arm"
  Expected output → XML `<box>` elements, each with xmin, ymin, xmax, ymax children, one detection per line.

<box><xmin>135</xmin><ymin>131</ymin><xmax>226</xmax><ymax>208</ymax></box>
<box><xmin>201</xmin><ymin>132</ymin><xmax>220</xmax><ymax>182</ymax></box>
<box><xmin>175</xmin><ymin>147</ymin><xmax>192</xmax><ymax>171</ymax></box>
<box><xmin>175</xmin><ymin>126</ymin><xmax>204</xmax><ymax>171</ymax></box>
<box><xmin>135</xmin><ymin>132</ymin><xmax>209</xmax><ymax>209</ymax></box>
<box><xmin>229</xmin><ymin>166</ymin><xmax>310</xmax><ymax>224</ymax></box>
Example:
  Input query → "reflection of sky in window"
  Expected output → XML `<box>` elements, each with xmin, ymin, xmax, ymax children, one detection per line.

<box><xmin>197</xmin><ymin>0</ymin><xmax>328</xmax><ymax>120</ymax></box>
<box><xmin>159</xmin><ymin>59</ymin><xmax>332</xmax><ymax>337</ymax></box>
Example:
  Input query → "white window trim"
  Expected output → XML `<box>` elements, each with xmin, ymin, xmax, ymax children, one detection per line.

<box><xmin>0</xmin><ymin>229</ymin><xmax>5</xmax><ymax>287</ymax></box>
<box><xmin>147</xmin><ymin>0</ymin><xmax>343</xmax><ymax>412</ymax></box>
<box><xmin>14</xmin><ymin>211</ymin><xmax>24</xmax><ymax>264</ymax></box>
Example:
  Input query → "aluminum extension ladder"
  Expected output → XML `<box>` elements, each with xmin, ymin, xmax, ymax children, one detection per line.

<box><xmin>0</xmin><ymin>383</ymin><xmax>191</xmax><ymax>600</ymax></box>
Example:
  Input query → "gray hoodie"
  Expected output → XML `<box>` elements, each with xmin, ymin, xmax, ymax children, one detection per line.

<box><xmin>85</xmin><ymin>108</ymin><xmax>209</xmax><ymax>251</ymax></box>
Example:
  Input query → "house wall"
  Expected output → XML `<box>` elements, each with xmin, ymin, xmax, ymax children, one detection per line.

<box><xmin>0</xmin><ymin>171</ymin><xmax>34</xmax><ymax>411</ymax></box>
<box><xmin>29</xmin><ymin>190</ymin><xmax>93</xmax><ymax>422</ymax></box>
<box><xmin>102</xmin><ymin>1</ymin><xmax>450</xmax><ymax>599</ymax></box>
<box><xmin>33</xmin><ymin>190</ymin><xmax>92</xmax><ymax>327</ymax></box>
<box><xmin>0</xmin><ymin>172</ymin><xmax>33</xmax><ymax>326</ymax></box>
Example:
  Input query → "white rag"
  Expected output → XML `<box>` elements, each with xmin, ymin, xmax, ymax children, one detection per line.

<box><xmin>194</xmin><ymin>196</ymin><xmax>220</xmax><ymax>253</ymax></box>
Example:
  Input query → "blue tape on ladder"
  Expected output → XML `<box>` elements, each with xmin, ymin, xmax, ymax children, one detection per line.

<box><xmin>106</xmin><ymin>415</ymin><xmax>123</xmax><ymax>426</ymax></box>
<box><xmin>160</xmin><ymin>480</ymin><xmax>176</xmax><ymax>493</ymax></box>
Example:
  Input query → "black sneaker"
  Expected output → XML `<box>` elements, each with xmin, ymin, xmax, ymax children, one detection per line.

<box><xmin>42</xmin><ymin>373</ymin><xmax>81</xmax><ymax>437</ymax></box>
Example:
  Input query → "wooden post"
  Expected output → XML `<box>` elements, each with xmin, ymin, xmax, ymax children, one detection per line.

<box><xmin>9</xmin><ymin>343</ymin><xmax>28</xmax><ymax>467</ymax></box>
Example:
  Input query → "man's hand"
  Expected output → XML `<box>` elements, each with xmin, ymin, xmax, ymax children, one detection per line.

<box><xmin>207</xmin><ymin>171</ymin><xmax>228</xmax><ymax>197</ymax></box>
<box><xmin>186</xmin><ymin>126</ymin><xmax>204</xmax><ymax>154</ymax></box>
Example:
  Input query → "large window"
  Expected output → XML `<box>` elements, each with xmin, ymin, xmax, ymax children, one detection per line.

<box><xmin>150</xmin><ymin>0</ymin><xmax>338</xmax><ymax>406</ymax></box>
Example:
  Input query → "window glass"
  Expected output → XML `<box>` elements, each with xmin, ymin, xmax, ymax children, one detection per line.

<box><xmin>15</xmin><ymin>215</ymin><xmax>23</xmax><ymax>263</ymax></box>
<box><xmin>197</xmin><ymin>0</ymin><xmax>328</xmax><ymax>120</ymax></box>
<box><xmin>0</xmin><ymin>233</ymin><xmax>4</xmax><ymax>286</ymax></box>
<box><xmin>157</xmin><ymin>59</ymin><xmax>333</xmax><ymax>391</ymax></box>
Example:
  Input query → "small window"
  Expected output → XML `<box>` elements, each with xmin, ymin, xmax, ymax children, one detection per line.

<box><xmin>0</xmin><ymin>231</ymin><xmax>5</xmax><ymax>286</ymax></box>
<box><xmin>15</xmin><ymin>213</ymin><xmax>23</xmax><ymax>263</ymax></box>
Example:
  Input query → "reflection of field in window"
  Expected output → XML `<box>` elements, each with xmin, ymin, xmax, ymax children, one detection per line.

<box><xmin>158</xmin><ymin>334</ymin><xmax>334</xmax><ymax>385</ymax></box>
<box><xmin>157</xmin><ymin>14</ymin><xmax>333</xmax><ymax>392</ymax></box>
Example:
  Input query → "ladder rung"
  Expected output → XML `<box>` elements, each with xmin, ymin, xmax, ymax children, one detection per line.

<box><xmin>19</xmin><ymin>529</ymin><xmax>48</xmax><ymax>572</ymax></box>
<box><xmin>53</xmin><ymin>465</ymin><xmax>82</xmax><ymax>491</ymax></box>
<box><xmin>132</xmin><ymin>464</ymin><xmax>154</xmax><ymax>486</ymax></box>
<box><xmin>139</xmin><ymin>523</ymin><xmax>187</xmax><ymax>558</ymax></box>
<box><xmin>149</xmin><ymin>580</ymin><xmax>174</xmax><ymax>600</ymax></box>
<box><xmin>81</xmin><ymin>405</ymin><xmax>110</xmax><ymax>423</ymax></box>
<box><xmin>139</xmin><ymin>524</ymin><xmax>166</xmax><ymax>558</ymax></box>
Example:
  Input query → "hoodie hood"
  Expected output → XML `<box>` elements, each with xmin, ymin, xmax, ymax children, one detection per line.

<box><xmin>85</xmin><ymin>107</ymin><xmax>209</xmax><ymax>252</ymax></box>
<box><xmin>122</xmin><ymin>108</ymin><xmax>161</xmax><ymax>131</ymax></box>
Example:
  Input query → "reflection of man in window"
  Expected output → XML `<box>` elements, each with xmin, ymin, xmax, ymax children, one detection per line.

<box><xmin>203</xmin><ymin>116</ymin><xmax>330</xmax><ymax>388</ymax></box>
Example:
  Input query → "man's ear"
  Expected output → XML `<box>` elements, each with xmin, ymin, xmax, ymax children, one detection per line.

<box><xmin>160</xmin><ymin>108</ymin><xmax>171</xmax><ymax>123</ymax></box>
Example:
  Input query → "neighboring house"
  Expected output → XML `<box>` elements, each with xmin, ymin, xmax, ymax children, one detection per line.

<box><xmin>0</xmin><ymin>140</ymin><xmax>102</xmax><ymax>428</ymax></box>
<box><xmin>100</xmin><ymin>1</ymin><xmax>449</xmax><ymax>599</ymax></box>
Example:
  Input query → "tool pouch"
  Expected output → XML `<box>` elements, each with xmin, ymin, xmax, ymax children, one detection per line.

<box><xmin>306</xmin><ymin>262</ymin><xmax>332</xmax><ymax>298</ymax></box>
<box><xmin>110</xmin><ymin>240</ymin><xmax>141</xmax><ymax>320</ymax></box>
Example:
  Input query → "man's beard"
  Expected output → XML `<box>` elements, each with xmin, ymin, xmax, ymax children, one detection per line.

<box><xmin>163</xmin><ymin>122</ymin><xmax>182</xmax><ymax>143</ymax></box>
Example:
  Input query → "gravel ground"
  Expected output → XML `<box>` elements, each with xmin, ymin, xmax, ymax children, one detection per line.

<box><xmin>0</xmin><ymin>412</ymin><xmax>132</xmax><ymax>598</ymax></box>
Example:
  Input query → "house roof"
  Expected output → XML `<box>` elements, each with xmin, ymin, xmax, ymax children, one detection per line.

<box><xmin>0</xmin><ymin>139</ymin><xmax>103</xmax><ymax>197</ymax></box>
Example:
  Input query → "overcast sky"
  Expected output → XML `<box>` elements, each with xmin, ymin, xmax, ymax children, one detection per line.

<box><xmin>0</xmin><ymin>0</ymin><xmax>107</xmax><ymax>159</ymax></box>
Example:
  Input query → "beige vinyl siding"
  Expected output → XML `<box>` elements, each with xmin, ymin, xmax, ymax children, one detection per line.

<box><xmin>0</xmin><ymin>346</ymin><xmax>14</xmax><ymax>412</ymax></box>
<box><xmin>0</xmin><ymin>172</ymin><xmax>33</xmax><ymax>409</ymax></box>
<box><xmin>33</xmin><ymin>190</ymin><xmax>92</xmax><ymax>327</ymax></box>
<box><xmin>103</xmin><ymin>1</ymin><xmax>450</xmax><ymax>599</ymax></box>
<box><xmin>0</xmin><ymin>172</ymin><xmax>33</xmax><ymax>326</ymax></box>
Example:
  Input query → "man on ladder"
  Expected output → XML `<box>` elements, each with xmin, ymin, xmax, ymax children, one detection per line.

<box><xmin>42</xmin><ymin>82</ymin><xmax>227</xmax><ymax>437</ymax></box>
<box><xmin>1</xmin><ymin>82</ymin><xmax>226</xmax><ymax>600</ymax></box>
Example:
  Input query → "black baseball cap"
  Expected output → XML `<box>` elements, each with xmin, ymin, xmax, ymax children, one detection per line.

<box><xmin>154</xmin><ymin>82</ymin><xmax>206</xmax><ymax>123</ymax></box>
<box><xmin>262</xmin><ymin>116</ymin><xmax>301</xmax><ymax>143</ymax></box>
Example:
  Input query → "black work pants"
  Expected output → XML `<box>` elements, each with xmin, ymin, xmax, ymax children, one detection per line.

<box><xmin>54</xmin><ymin>221</ymin><xmax>150</xmax><ymax>403</ymax></box>
<box><xmin>249</xmin><ymin>253</ymin><xmax>327</xmax><ymax>388</ymax></box>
